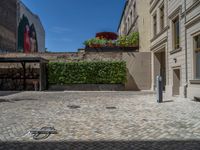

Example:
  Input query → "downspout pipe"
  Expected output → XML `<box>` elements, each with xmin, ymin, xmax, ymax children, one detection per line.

<box><xmin>184</xmin><ymin>0</ymin><xmax>188</xmax><ymax>98</ymax></box>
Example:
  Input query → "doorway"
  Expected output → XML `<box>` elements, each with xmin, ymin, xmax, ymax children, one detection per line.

<box><xmin>154</xmin><ymin>50</ymin><xmax>166</xmax><ymax>90</ymax></box>
<box><xmin>173</xmin><ymin>69</ymin><xmax>180</xmax><ymax>96</ymax></box>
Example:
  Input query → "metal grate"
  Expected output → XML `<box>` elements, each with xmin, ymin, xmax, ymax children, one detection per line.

<box><xmin>106</xmin><ymin>106</ymin><xmax>117</xmax><ymax>110</ymax></box>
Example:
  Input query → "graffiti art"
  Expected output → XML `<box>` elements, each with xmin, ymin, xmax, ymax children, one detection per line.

<box><xmin>18</xmin><ymin>15</ymin><xmax>38</xmax><ymax>53</ymax></box>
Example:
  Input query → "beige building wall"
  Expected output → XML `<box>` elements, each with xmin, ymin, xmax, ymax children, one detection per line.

<box><xmin>166</xmin><ymin>0</ymin><xmax>200</xmax><ymax>99</ymax></box>
<box><xmin>117</xmin><ymin>0</ymin><xmax>152</xmax><ymax>90</ymax></box>
<box><xmin>122</xmin><ymin>52</ymin><xmax>152</xmax><ymax>90</ymax></box>
<box><xmin>166</xmin><ymin>0</ymin><xmax>184</xmax><ymax>97</ymax></box>
<box><xmin>137</xmin><ymin>0</ymin><xmax>151</xmax><ymax>52</ymax></box>
<box><xmin>118</xmin><ymin>0</ymin><xmax>151</xmax><ymax>52</ymax></box>
<box><xmin>118</xmin><ymin>0</ymin><xmax>200</xmax><ymax>98</ymax></box>
<box><xmin>150</xmin><ymin>0</ymin><xmax>168</xmax><ymax>90</ymax></box>
<box><xmin>184</xmin><ymin>1</ymin><xmax>200</xmax><ymax>99</ymax></box>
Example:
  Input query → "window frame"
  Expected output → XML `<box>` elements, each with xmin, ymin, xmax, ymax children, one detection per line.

<box><xmin>130</xmin><ymin>10</ymin><xmax>133</xmax><ymax>25</ymax></box>
<box><xmin>153</xmin><ymin>13</ymin><xmax>157</xmax><ymax>37</ymax></box>
<box><xmin>194</xmin><ymin>34</ymin><xmax>200</xmax><ymax>79</ymax></box>
<box><xmin>160</xmin><ymin>5</ymin><xmax>165</xmax><ymax>31</ymax></box>
<box><xmin>172</xmin><ymin>16</ymin><xmax>180</xmax><ymax>50</ymax></box>
<box><xmin>127</xmin><ymin>17</ymin><xmax>130</xmax><ymax>32</ymax></box>
<box><xmin>133</xmin><ymin>3</ymin><xmax>136</xmax><ymax>20</ymax></box>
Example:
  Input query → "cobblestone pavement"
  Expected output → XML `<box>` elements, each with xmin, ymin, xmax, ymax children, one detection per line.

<box><xmin>0</xmin><ymin>91</ymin><xmax>200</xmax><ymax>149</ymax></box>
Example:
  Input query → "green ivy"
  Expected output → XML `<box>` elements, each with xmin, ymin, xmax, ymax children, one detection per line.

<box><xmin>48</xmin><ymin>61</ymin><xmax>126</xmax><ymax>85</ymax></box>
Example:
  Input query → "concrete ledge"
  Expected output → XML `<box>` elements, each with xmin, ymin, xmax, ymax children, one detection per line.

<box><xmin>48</xmin><ymin>84</ymin><xmax>125</xmax><ymax>91</ymax></box>
<box><xmin>187</xmin><ymin>86</ymin><xmax>200</xmax><ymax>99</ymax></box>
<box><xmin>190</xmin><ymin>80</ymin><xmax>200</xmax><ymax>84</ymax></box>
<box><xmin>170</xmin><ymin>48</ymin><xmax>182</xmax><ymax>55</ymax></box>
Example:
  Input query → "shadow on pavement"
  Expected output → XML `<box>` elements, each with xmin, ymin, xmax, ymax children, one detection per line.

<box><xmin>162</xmin><ymin>100</ymin><xmax>174</xmax><ymax>103</ymax></box>
<box><xmin>0</xmin><ymin>91</ymin><xmax>20</xmax><ymax>97</ymax></box>
<box><xmin>0</xmin><ymin>140</ymin><xmax>200</xmax><ymax>150</ymax></box>
<box><xmin>0</xmin><ymin>98</ymin><xmax>38</xmax><ymax>103</ymax></box>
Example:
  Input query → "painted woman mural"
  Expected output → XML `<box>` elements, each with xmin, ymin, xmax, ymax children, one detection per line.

<box><xmin>30</xmin><ymin>24</ymin><xmax>38</xmax><ymax>52</ymax></box>
<box><xmin>24</xmin><ymin>25</ymin><xmax>31</xmax><ymax>53</ymax></box>
<box><xmin>18</xmin><ymin>15</ymin><xmax>38</xmax><ymax>53</ymax></box>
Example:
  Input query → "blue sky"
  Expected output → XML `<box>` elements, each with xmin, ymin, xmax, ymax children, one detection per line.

<box><xmin>21</xmin><ymin>0</ymin><xmax>125</xmax><ymax>52</ymax></box>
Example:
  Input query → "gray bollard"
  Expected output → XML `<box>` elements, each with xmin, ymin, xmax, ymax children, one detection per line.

<box><xmin>156</xmin><ymin>76</ymin><xmax>163</xmax><ymax>103</ymax></box>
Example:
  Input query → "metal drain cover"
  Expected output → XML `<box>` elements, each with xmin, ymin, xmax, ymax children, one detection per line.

<box><xmin>68</xmin><ymin>105</ymin><xmax>81</xmax><ymax>109</ymax></box>
<box><xmin>30</xmin><ymin>126</ymin><xmax>58</xmax><ymax>140</ymax></box>
<box><xmin>106</xmin><ymin>106</ymin><xmax>117</xmax><ymax>109</ymax></box>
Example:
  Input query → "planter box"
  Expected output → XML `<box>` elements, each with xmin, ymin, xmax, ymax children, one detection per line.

<box><xmin>48</xmin><ymin>84</ymin><xmax>125</xmax><ymax>91</ymax></box>
<box><xmin>85</xmin><ymin>46</ymin><xmax>139</xmax><ymax>52</ymax></box>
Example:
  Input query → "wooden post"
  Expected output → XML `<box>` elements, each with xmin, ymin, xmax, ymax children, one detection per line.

<box><xmin>39</xmin><ymin>62</ymin><xmax>42</xmax><ymax>91</ymax></box>
<box><xmin>21</xmin><ymin>62</ymin><xmax>26</xmax><ymax>90</ymax></box>
<box><xmin>39</xmin><ymin>62</ymin><xmax>47</xmax><ymax>91</ymax></box>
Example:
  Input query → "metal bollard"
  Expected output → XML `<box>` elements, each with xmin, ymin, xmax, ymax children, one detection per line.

<box><xmin>156</xmin><ymin>76</ymin><xmax>163</xmax><ymax>103</ymax></box>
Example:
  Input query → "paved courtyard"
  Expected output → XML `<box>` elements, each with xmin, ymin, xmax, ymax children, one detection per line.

<box><xmin>0</xmin><ymin>91</ymin><xmax>200</xmax><ymax>149</ymax></box>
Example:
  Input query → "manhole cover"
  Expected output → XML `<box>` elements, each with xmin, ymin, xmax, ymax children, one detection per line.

<box><xmin>67</xmin><ymin>105</ymin><xmax>81</xmax><ymax>109</ymax></box>
<box><xmin>106</xmin><ymin>106</ymin><xmax>117</xmax><ymax>109</ymax></box>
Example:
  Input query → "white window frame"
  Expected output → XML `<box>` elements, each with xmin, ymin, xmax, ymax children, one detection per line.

<box><xmin>153</xmin><ymin>12</ymin><xmax>157</xmax><ymax>37</ymax></box>
<box><xmin>171</xmin><ymin>15</ymin><xmax>180</xmax><ymax>50</ymax></box>
<box><xmin>193</xmin><ymin>32</ymin><xmax>200</xmax><ymax>79</ymax></box>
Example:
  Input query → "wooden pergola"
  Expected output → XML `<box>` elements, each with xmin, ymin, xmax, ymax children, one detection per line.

<box><xmin>0</xmin><ymin>57</ymin><xmax>48</xmax><ymax>91</ymax></box>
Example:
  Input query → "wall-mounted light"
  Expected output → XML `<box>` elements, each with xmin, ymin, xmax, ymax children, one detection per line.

<box><xmin>173</xmin><ymin>58</ymin><xmax>177</xmax><ymax>63</ymax></box>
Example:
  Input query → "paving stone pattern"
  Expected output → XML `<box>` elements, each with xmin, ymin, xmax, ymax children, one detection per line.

<box><xmin>0</xmin><ymin>91</ymin><xmax>200</xmax><ymax>149</ymax></box>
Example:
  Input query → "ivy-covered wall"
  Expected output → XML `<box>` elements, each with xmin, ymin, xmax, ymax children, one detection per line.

<box><xmin>48</xmin><ymin>61</ymin><xmax>126</xmax><ymax>84</ymax></box>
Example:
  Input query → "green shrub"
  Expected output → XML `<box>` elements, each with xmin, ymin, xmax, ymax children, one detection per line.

<box><xmin>83</xmin><ymin>37</ymin><xmax>117</xmax><ymax>48</ymax></box>
<box><xmin>83</xmin><ymin>32</ymin><xmax>139</xmax><ymax>48</ymax></box>
<box><xmin>48</xmin><ymin>61</ymin><xmax>126</xmax><ymax>85</ymax></box>
<box><xmin>116</xmin><ymin>32</ymin><xmax>139</xmax><ymax>47</ymax></box>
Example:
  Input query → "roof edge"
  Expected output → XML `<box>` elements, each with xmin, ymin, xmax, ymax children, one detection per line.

<box><xmin>117</xmin><ymin>0</ymin><xmax>128</xmax><ymax>32</ymax></box>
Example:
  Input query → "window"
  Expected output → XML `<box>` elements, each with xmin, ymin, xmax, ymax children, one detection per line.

<box><xmin>153</xmin><ymin>14</ymin><xmax>157</xmax><ymax>36</ymax></box>
<box><xmin>123</xmin><ymin>25</ymin><xmax>126</xmax><ymax>35</ymax></box>
<box><xmin>125</xmin><ymin>22</ymin><xmax>127</xmax><ymax>34</ymax></box>
<box><xmin>160</xmin><ymin>5</ymin><xmax>164</xmax><ymax>30</ymax></box>
<box><xmin>130</xmin><ymin>11</ymin><xmax>133</xmax><ymax>24</ymax></box>
<box><xmin>127</xmin><ymin>18</ymin><xmax>130</xmax><ymax>31</ymax></box>
<box><xmin>133</xmin><ymin>3</ymin><xmax>136</xmax><ymax>19</ymax></box>
<box><xmin>194</xmin><ymin>35</ymin><xmax>200</xmax><ymax>79</ymax></box>
<box><xmin>173</xmin><ymin>17</ymin><xmax>180</xmax><ymax>49</ymax></box>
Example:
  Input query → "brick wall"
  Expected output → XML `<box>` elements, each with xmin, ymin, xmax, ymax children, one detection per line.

<box><xmin>0</xmin><ymin>52</ymin><xmax>152</xmax><ymax>91</ymax></box>
<box><xmin>0</xmin><ymin>0</ymin><xmax>17</xmax><ymax>51</ymax></box>
<box><xmin>19</xmin><ymin>2</ymin><xmax>45</xmax><ymax>52</ymax></box>
<box><xmin>0</xmin><ymin>52</ymin><xmax>122</xmax><ymax>62</ymax></box>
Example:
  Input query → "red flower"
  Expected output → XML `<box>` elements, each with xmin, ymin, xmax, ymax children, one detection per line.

<box><xmin>96</xmin><ymin>32</ymin><xmax>118</xmax><ymax>40</ymax></box>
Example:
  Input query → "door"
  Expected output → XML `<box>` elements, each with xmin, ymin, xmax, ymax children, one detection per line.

<box><xmin>173</xmin><ymin>69</ymin><xmax>180</xmax><ymax>96</ymax></box>
<box><xmin>154</xmin><ymin>51</ymin><xmax>166</xmax><ymax>90</ymax></box>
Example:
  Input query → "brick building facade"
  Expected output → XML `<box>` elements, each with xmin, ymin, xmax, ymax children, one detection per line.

<box><xmin>17</xmin><ymin>1</ymin><xmax>45</xmax><ymax>52</ymax></box>
<box><xmin>0</xmin><ymin>0</ymin><xmax>17</xmax><ymax>52</ymax></box>
<box><xmin>0</xmin><ymin>0</ymin><xmax>45</xmax><ymax>53</ymax></box>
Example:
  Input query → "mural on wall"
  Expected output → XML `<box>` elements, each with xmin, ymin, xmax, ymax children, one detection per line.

<box><xmin>18</xmin><ymin>15</ymin><xmax>38</xmax><ymax>53</ymax></box>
